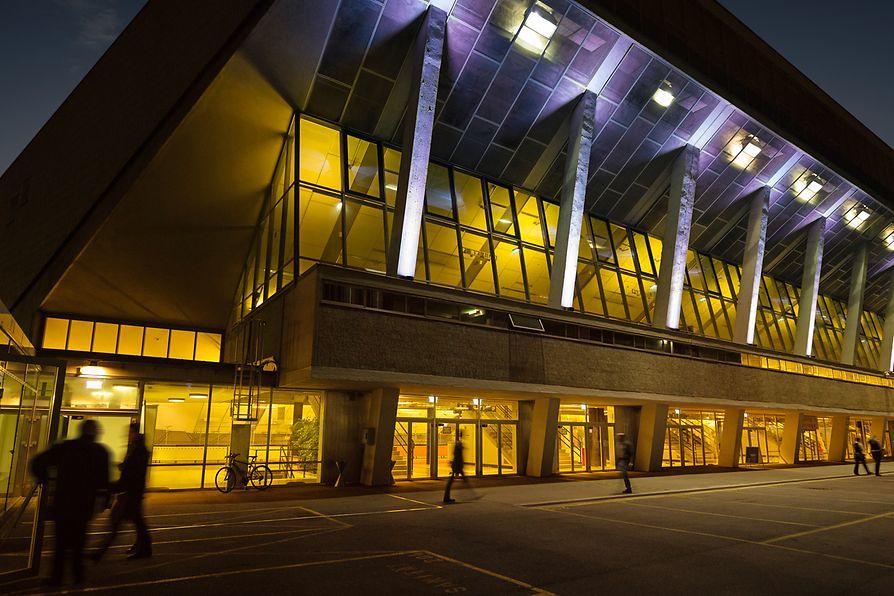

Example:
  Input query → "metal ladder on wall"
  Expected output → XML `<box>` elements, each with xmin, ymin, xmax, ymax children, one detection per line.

<box><xmin>232</xmin><ymin>319</ymin><xmax>265</xmax><ymax>422</ymax></box>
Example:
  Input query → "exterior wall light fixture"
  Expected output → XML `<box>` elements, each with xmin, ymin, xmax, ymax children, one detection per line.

<box><xmin>652</xmin><ymin>81</ymin><xmax>674</xmax><ymax>107</ymax></box>
<box><xmin>517</xmin><ymin>2</ymin><xmax>558</xmax><ymax>54</ymax></box>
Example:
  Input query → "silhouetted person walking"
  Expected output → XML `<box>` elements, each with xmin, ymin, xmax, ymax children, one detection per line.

<box><xmin>443</xmin><ymin>434</ymin><xmax>473</xmax><ymax>503</ymax></box>
<box><xmin>617</xmin><ymin>433</ymin><xmax>633</xmax><ymax>494</ymax></box>
<box><xmin>868</xmin><ymin>436</ymin><xmax>884</xmax><ymax>476</ymax></box>
<box><xmin>91</xmin><ymin>423</ymin><xmax>152</xmax><ymax>561</ymax></box>
<box><xmin>31</xmin><ymin>420</ymin><xmax>109</xmax><ymax>587</ymax></box>
<box><xmin>853</xmin><ymin>439</ymin><xmax>871</xmax><ymax>475</ymax></box>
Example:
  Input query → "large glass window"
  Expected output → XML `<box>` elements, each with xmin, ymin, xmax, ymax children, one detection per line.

<box><xmin>460</xmin><ymin>230</ymin><xmax>495</xmax><ymax>295</ymax></box>
<box><xmin>143</xmin><ymin>383</ymin><xmax>209</xmax><ymax>489</ymax></box>
<box><xmin>299</xmin><ymin>118</ymin><xmax>341</xmax><ymax>190</ymax></box>
<box><xmin>344</xmin><ymin>200</ymin><xmax>387</xmax><ymax>273</ymax></box>
<box><xmin>454</xmin><ymin>172</ymin><xmax>488</xmax><ymax>231</ymax></box>
<box><xmin>424</xmin><ymin>222</ymin><xmax>463</xmax><ymax>288</ymax></box>
<box><xmin>41</xmin><ymin>317</ymin><xmax>221</xmax><ymax>362</ymax></box>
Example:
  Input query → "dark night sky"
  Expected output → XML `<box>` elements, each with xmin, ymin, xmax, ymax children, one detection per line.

<box><xmin>0</xmin><ymin>0</ymin><xmax>891</xmax><ymax>174</ymax></box>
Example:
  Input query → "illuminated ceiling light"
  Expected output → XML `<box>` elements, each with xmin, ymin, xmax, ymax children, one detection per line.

<box><xmin>743</xmin><ymin>141</ymin><xmax>762</xmax><ymax>158</ymax></box>
<box><xmin>516</xmin><ymin>2</ymin><xmax>558</xmax><ymax>54</ymax></box>
<box><xmin>652</xmin><ymin>81</ymin><xmax>674</xmax><ymax>107</ymax></box>
<box><xmin>79</xmin><ymin>363</ymin><xmax>106</xmax><ymax>378</ymax></box>
<box><xmin>580</xmin><ymin>404</ymin><xmax>587</xmax><ymax>411</ymax></box>
<box><xmin>883</xmin><ymin>232</ymin><xmax>894</xmax><ymax>251</ymax></box>
<box><xmin>472</xmin><ymin>398</ymin><xmax>481</xmax><ymax>406</ymax></box>
<box><xmin>86</xmin><ymin>379</ymin><xmax>103</xmax><ymax>390</ymax></box>
<box><xmin>112</xmin><ymin>384</ymin><xmax>134</xmax><ymax>391</ymax></box>
<box><xmin>730</xmin><ymin>136</ymin><xmax>762</xmax><ymax>169</ymax></box>
<box><xmin>189</xmin><ymin>393</ymin><xmax>207</xmax><ymax>399</ymax></box>
<box><xmin>168</xmin><ymin>398</ymin><xmax>185</xmax><ymax>403</ymax></box>
<box><xmin>793</xmin><ymin>174</ymin><xmax>824</xmax><ymax>202</ymax></box>
<box><xmin>428</xmin><ymin>395</ymin><xmax>437</xmax><ymax>403</ymax></box>
<box><xmin>674</xmin><ymin>408</ymin><xmax>681</xmax><ymax>415</ymax></box>
<box><xmin>844</xmin><ymin>207</ymin><xmax>871</xmax><ymax>229</ymax></box>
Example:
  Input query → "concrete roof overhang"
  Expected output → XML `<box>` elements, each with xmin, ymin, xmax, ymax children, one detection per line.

<box><xmin>4</xmin><ymin>0</ymin><xmax>894</xmax><ymax>336</ymax></box>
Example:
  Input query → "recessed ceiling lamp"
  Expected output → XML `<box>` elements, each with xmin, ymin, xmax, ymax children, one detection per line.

<box><xmin>731</xmin><ymin>136</ymin><xmax>762</xmax><ymax>169</ymax></box>
<box><xmin>188</xmin><ymin>393</ymin><xmax>207</xmax><ymax>399</ymax></box>
<box><xmin>844</xmin><ymin>206</ymin><xmax>871</xmax><ymax>229</ymax></box>
<box><xmin>883</xmin><ymin>231</ymin><xmax>894</xmax><ymax>251</ymax></box>
<box><xmin>168</xmin><ymin>398</ymin><xmax>185</xmax><ymax>403</ymax></box>
<box><xmin>79</xmin><ymin>362</ymin><xmax>106</xmax><ymax>378</ymax></box>
<box><xmin>793</xmin><ymin>174</ymin><xmax>825</xmax><ymax>202</ymax></box>
<box><xmin>516</xmin><ymin>2</ymin><xmax>558</xmax><ymax>54</ymax></box>
<box><xmin>652</xmin><ymin>81</ymin><xmax>674</xmax><ymax>107</ymax></box>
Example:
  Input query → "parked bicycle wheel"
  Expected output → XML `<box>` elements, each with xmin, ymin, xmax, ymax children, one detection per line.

<box><xmin>215</xmin><ymin>466</ymin><xmax>237</xmax><ymax>493</ymax></box>
<box><xmin>250</xmin><ymin>464</ymin><xmax>274</xmax><ymax>490</ymax></box>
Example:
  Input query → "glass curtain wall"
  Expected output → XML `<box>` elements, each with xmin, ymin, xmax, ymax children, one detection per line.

<box><xmin>51</xmin><ymin>376</ymin><xmax>320</xmax><ymax>489</ymax></box>
<box><xmin>740</xmin><ymin>413</ymin><xmax>785</xmax><ymax>464</ymax></box>
<box><xmin>232</xmin><ymin>112</ymin><xmax>889</xmax><ymax>370</ymax></box>
<box><xmin>663</xmin><ymin>408</ymin><xmax>724</xmax><ymax>467</ymax></box>
<box><xmin>393</xmin><ymin>395</ymin><xmax>518</xmax><ymax>480</ymax></box>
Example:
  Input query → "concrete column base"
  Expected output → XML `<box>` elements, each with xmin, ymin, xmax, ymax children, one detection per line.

<box><xmin>360</xmin><ymin>388</ymin><xmax>399</xmax><ymax>486</ymax></box>
<box><xmin>319</xmin><ymin>391</ymin><xmax>365</xmax><ymax>485</ymax></box>
<box><xmin>827</xmin><ymin>415</ymin><xmax>849</xmax><ymax>462</ymax></box>
<box><xmin>780</xmin><ymin>412</ymin><xmax>803</xmax><ymax>464</ymax></box>
<box><xmin>635</xmin><ymin>403</ymin><xmax>668</xmax><ymax>472</ymax></box>
<box><xmin>525</xmin><ymin>397</ymin><xmax>559</xmax><ymax>477</ymax></box>
<box><xmin>718</xmin><ymin>408</ymin><xmax>745</xmax><ymax>468</ymax></box>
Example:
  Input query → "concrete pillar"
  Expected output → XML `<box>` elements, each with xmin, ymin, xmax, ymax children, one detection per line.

<box><xmin>779</xmin><ymin>412</ymin><xmax>803</xmax><ymax>464</ymax></box>
<box><xmin>794</xmin><ymin>218</ymin><xmax>825</xmax><ymax>356</ymax></box>
<box><xmin>386</xmin><ymin>6</ymin><xmax>447</xmax><ymax>278</ymax></box>
<box><xmin>360</xmin><ymin>388</ymin><xmax>399</xmax><ymax>486</ymax></box>
<box><xmin>868</xmin><ymin>416</ymin><xmax>888</xmax><ymax>446</ymax></box>
<box><xmin>733</xmin><ymin>188</ymin><xmax>769</xmax><ymax>344</ymax></box>
<box><xmin>718</xmin><ymin>407</ymin><xmax>745</xmax><ymax>468</ymax></box>
<box><xmin>840</xmin><ymin>244</ymin><xmax>869</xmax><ymax>365</ymax></box>
<box><xmin>877</xmin><ymin>270</ymin><xmax>894</xmax><ymax>372</ymax></box>
<box><xmin>827</xmin><ymin>414</ymin><xmax>849</xmax><ymax>462</ymax></box>
<box><xmin>525</xmin><ymin>397</ymin><xmax>559</xmax><ymax>477</ymax></box>
<box><xmin>635</xmin><ymin>403</ymin><xmax>668</xmax><ymax>472</ymax></box>
<box><xmin>318</xmin><ymin>391</ymin><xmax>365</xmax><ymax>485</ymax></box>
<box><xmin>653</xmin><ymin>146</ymin><xmax>699</xmax><ymax>329</ymax></box>
<box><xmin>549</xmin><ymin>91</ymin><xmax>598</xmax><ymax>308</ymax></box>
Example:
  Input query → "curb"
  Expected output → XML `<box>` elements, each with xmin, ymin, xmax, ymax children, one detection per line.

<box><xmin>520</xmin><ymin>473</ymin><xmax>858</xmax><ymax>507</ymax></box>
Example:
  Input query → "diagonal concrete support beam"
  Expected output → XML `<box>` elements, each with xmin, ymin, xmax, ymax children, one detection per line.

<box><xmin>733</xmin><ymin>187</ymin><xmax>769</xmax><ymax>344</ymax></box>
<box><xmin>386</xmin><ymin>6</ymin><xmax>446</xmax><ymax>278</ymax></box>
<box><xmin>549</xmin><ymin>91</ymin><xmax>598</xmax><ymax>308</ymax></box>
<box><xmin>840</xmin><ymin>243</ymin><xmax>869</xmax><ymax>365</ymax></box>
<box><xmin>877</xmin><ymin>270</ymin><xmax>894</xmax><ymax>372</ymax></box>
<box><xmin>793</xmin><ymin>217</ymin><xmax>825</xmax><ymax>356</ymax></box>
<box><xmin>653</xmin><ymin>145</ymin><xmax>699</xmax><ymax>330</ymax></box>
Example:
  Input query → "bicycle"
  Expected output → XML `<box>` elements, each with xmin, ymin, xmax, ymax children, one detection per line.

<box><xmin>214</xmin><ymin>453</ymin><xmax>274</xmax><ymax>493</ymax></box>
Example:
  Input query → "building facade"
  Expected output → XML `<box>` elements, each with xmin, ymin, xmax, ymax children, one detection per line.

<box><xmin>2</xmin><ymin>0</ymin><xmax>894</xmax><ymax>501</ymax></box>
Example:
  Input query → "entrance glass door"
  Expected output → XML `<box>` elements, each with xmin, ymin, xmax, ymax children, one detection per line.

<box><xmin>557</xmin><ymin>424</ymin><xmax>588</xmax><ymax>472</ymax></box>
<box><xmin>393</xmin><ymin>420</ymin><xmax>432</xmax><ymax>480</ymax></box>
<box><xmin>480</xmin><ymin>422</ymin><xmax>517</xmax><ymax>475</ymax></box>
<box><xmin>0</xmin><ymin>355</ymin><xmax>65</xmax><ymax>579</ymax></box>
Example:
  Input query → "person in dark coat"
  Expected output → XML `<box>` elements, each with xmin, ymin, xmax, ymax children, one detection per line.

<box><xmin>91</xmin><ymin>422</ymin><xmax>152</xmax><ymax>560</ymax></box>
<box><xmin>617</xmin><ymin>433</ymin><xmax>634</xmax><ymax>494</ymax></box>
<box><xmin>31</xmin><ymin>419</ymin><xmax>110</xmax><ymax>586</ymax></box>
<box><xmin>853</xmin><ymin>439</ymin><xmax>871</xmax><ymax>475</ymax></box>
<box><xmin>443</xmin><ymin>433</ymin><xmax>472</xmax><ymax>503</ymax></box>
<box><xmin>868</xmin><ymin>436</ymin><xmax>884</xmax><ymax>476</ymax></box>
